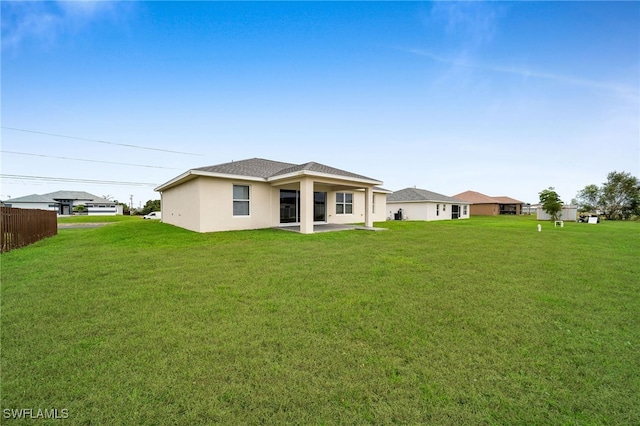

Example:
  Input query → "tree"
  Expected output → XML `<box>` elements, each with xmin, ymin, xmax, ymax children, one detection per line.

<box><xmin>113</xmin><ymin>200</ymin><xmax>131</xmax><ymax>215</ymax></box>
<box><xmin>600</xmin><ymin>171</ymin><xmax>640</xmax><ymax>220</ymax></box>
<box><xmin>140</xmin><ymin>199</ymin><xmax>161</xmax><ymax>216</ymax></box>
<box><xmin>575</xmin><ymin>184</ymin><xmax>600</xmax><ymax>213</ymax></box>
<box><xmin>539</xmin><ymin>187</ymin><xmax>563</xmax><ymax>222</ymax></box>
<box><xmin>576</xmin><ymin>171</ymin><xmax>640</xmax><ymax>220</ymax></box>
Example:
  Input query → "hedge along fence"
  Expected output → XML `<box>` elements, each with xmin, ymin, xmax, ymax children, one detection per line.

<box><xmin>1</xmin><ymin>207</ymin><xmax>58</xmax><ymax>253</ymax></box>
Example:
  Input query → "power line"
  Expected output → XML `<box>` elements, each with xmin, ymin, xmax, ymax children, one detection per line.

<box><xmin>1</xmin><ymin>150</ymin><xmax>183</xmax><ymax>170</ymax></box>
<box><xmin>1</xmin><ymin>126</ymin><xmax>203</xmax><ymax>157</ymax></box>
<box><xmin>0</xmin><ymin>174</ymin><xmax>158</xmax><ymax>187</ymax></box>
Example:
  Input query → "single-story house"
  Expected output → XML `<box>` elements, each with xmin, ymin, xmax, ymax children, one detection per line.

<box><xmin>387</xmin><ymin>187</ymin><xmax>470</xmax><ymax>221</ymax></box>
<box><xmin>2</xmin><ymin>191</ymin><xmax>120</xmax><ymax>215</ymax></box>
<box><xmin>452</xmin><ymin>191</ymin><xmax>524</xmax><ymax>216</ymax></box>
<box><xmin>155</xmin><ymin>158</ymin><xmax>389</xmax><ymax>234</ymax></box>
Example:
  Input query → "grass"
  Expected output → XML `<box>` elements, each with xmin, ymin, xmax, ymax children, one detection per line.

<box><xmin>1</xmin><ymin>216</ymin><xmax>639</xmax><ymax>424</ymax></box>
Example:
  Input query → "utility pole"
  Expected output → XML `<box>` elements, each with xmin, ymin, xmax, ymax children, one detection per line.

<box><xmin>129</xmin><ymin>195</ymin><xmax>134</xmax><ymax>211</ymax></box>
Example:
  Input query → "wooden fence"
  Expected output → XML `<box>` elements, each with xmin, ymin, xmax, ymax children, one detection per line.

<box><xmin>1</xmin><ymin>207</ymin><xmax>58</xmax><ymax>253</ymax></box>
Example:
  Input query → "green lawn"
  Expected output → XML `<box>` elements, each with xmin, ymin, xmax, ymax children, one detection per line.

<box><xmin>1</xmin><ymin>216</ymin><xmax>638</xmax><ymax>424</ymax></box>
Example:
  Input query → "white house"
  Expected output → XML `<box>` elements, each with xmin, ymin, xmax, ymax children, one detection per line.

<box><xmin>3</xmin><ymin>191</ymin><xmax>120</xmax><ymax>216</ymax></box>
<box><xmin>387</xmin><ymin>187</ymin><xmax>471</xmax><ymax>221</ymax></box>
<box><xmin>155</xmin><ymin>158</ymin><xmax>389</xmax><ymax>234</ymax></box>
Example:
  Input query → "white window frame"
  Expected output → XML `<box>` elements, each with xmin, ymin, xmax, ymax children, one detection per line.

<box><xmin>233</xmin><ymin>184</ymin><xmax>250</xmax><ymax>217</ymax></box>
<box><xmin>336</xmin><ymin>192</ymin><xmax>353</xmax><ymax>215</ymax></box>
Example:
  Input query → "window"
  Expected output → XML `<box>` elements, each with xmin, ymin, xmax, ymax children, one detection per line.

<box><xmin>463</xmin><ymin>205</ymin><xmax>468</xmax><ymax>215</ymax></box>
<box><xmin>233</xmin><ymin>185</ymin><xmax>250</xmax><ymax>216</ymax></box>
<box><xmin>336</xmin><ymin>192</ymin><xmax>353</xmax><ymax>214</ymax></box>
<box><xmin>436</xmin><ymin>204</ymin><xmax>440</xmax><ymax>216</ymax></box>
<box><xmin>443</xmin><ymin>204</ymin><xmax>446</xmax><ymax>211</ymax></box>
<box><xmin>372</xmin><ymin>194</ymin><xmax>375</xmax><ymax>214</ymax></box>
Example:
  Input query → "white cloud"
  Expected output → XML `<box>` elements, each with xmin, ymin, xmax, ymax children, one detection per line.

<box><xmin>1</xmin><ymin>1</ymin><xmax>127</xmax><ymax>49</ymax></box>
<box><xmin>402</xmin><ymin>47</ymin><xmax>639</xmax><ymax>102</ymax></box>
<box><xmin>425</xmin><ymin>1</ymin><xmax>503</xmax><ymax>47</ymax></box>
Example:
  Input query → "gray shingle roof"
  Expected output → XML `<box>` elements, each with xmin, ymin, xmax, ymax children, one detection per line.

<box><xmin>388</xmin><ymin>187</ymin><xmax>466</xmax><ymax>203</ymax></box>
<box><xmin>270</xmin><ymin>161</ymin><xmax>376</xmax><ymax>181</ymax></box>
<box><xmin>4</xmin><ymin>193</ymin><xmax>55</xmax><ymax>203</ymax></box>
<box><xmin>193</xmin><ymin>158</ymin><xmax>378</xmax><ymax>181</ymax></box>
<box><xmin>193</xmin><ymin>158</ymin><xmax>295</xmax><ymax>178</ymax></box>
<box><xmin>47</xmin><ymin>191</ymin><xmax>113</xmax><ymax>203</ymax></box>
<box><xmin>6</xmin><ymin>191</ymin><xmax>113</xmax><ymax>204</ymax></box>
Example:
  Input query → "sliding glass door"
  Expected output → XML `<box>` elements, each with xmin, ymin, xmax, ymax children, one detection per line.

<box><xmin>314</xmin><ymin>192</ymin><xmax>326</xmax><ymax>222</ymax></box>
<box><xmin>280</xmin><ymin>190</ymin><xmax>326</xmax><ymax>224</ymax></box>
<box><xmin>280</xmin><ymin>189</ymin><xmax>299</xmax><ymax>223</ymax></box>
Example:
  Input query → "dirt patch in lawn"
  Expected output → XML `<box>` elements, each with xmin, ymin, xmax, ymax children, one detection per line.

<box><xmin>58</xmin><ymin>223</ymin><xmax>112</xmax><ymax>229</ymax></box>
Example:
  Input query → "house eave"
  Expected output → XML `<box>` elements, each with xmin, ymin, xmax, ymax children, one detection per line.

<box><xmin>267</xmin><ymin>170</ymin><xmax>382</xmax><ymax>186</ymax></box>
<box><xmin>387</xmin><ymin>199</ymin><xmax>471</xmax><ymax>204</ymax></box>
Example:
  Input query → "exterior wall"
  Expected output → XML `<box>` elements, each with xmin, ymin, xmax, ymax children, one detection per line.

<box><xmin>3</xmin><ymin>202</ymin><xmax>57</xmax><ymax>211</ymax></box>
<box><xmin>470</xmin><ymin>203</ymin><xmax>499</xmax><ymax>216</ymax></box>
<box><xmin>87</xmin><ymin>204</ymin><xmax>117</xmax><ymax>216</ymax></box>
<box><xmin>387</xmin><ymin>202</ymin><xmax>470</xmax><ymax>221</ymax></box>
<box><xmin>199</xmin><ymin>178</ymin><xmax>273</xmax><ymax>233</ymax></box>
<box><xmin>161</xmin><ymin>178</ymin><xmax>202</xmax><ymax>232</ymax></box>
<box><xmin>537</xmin><ymin>205</ymin><xmax>578</xmax><ymax>221</ymax></box>
<box><xmin>372</xmin><ymin>193</ymin><xmax>387</xmax><ymax>223</ymax></box>
<box><xmin>326</xmin><ymin>190</ymin><xmax>385</xmax><ymax>225</ymax></box>
<box><xmin>162</xmin><ymin>177</ymin><xmax>387</xmax><ymax>233</ymax></box>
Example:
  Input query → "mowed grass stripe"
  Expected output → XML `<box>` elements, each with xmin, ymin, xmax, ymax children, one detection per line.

<box><xmin>1</xmin><ymin>216</ymin><xmax>638</xmax><ymax>424</ymax></box>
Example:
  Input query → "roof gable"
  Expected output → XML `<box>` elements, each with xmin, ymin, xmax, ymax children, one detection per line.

<box><xmin>271</xmin><ymin>161</ymin><xmax>376</xmax><ymax>181</ymax></box>
<box><xmin>452</xmin><ymin>190</ymin><xmax>499</xmax><ymax>204</ymax></box>
<box><xmin>452</xmin><ymin>191</ymin><xmax>523</xmax><ymax>205</ymax></box>
<box><xmin>492</xmin><ymin>196</ymin><xmax>524</xmax><ymax>204</ymax></box>
<box><xmin>193</xmin><ymin>158</ymin><xmax>295</xmax><ymax>178</ymax></box>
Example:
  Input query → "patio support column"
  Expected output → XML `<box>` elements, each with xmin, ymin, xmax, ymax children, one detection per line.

<box><xmin>300</xmin><ymin>177</ymin><xmax>314</xmax><ymax>234</ymax></box>
<box><xmin>364</xmin><ymin>186</ymin><xmax>374</xmax><ymax>228</ymax></box>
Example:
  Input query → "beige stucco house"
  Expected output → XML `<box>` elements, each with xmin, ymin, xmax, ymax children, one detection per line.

<box><xmin>387</xmin><ymin>187</ymin><xmax>470</xmax><ymax>221</ymax></box>
<box><xmin>155</xmin><ymin>158</ymin><xmax>388</xmax><ymax>234</ymax></box>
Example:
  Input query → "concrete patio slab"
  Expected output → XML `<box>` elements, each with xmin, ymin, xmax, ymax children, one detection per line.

<box><xmin>276</xmin><ymin>224</ymin><xmax>387</xmax><ymax>233</ymax></box>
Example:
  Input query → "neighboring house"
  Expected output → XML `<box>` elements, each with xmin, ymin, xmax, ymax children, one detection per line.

<box><xmin>452</xmin><ymin>191</ymin><xmax>524</xmax><ymax>216</ymax></box>
<box><xmin>536</xmin><ymin>205</ymin><xmax>578</xmax><ymax>221</ymax></box>
<box><xmin>155</xmin><ymin>158</ymin><xmax>388</xmax><ymax>234</ymax></box>
<box><xmin>387</xmin><ymin>187</ymin><xmax>470</xmax><ymax>221</ymax></box>
<box><xmin>3</xmin><ymin>191</ymin><xmax>120</xmax><ymax>216</ymax></box>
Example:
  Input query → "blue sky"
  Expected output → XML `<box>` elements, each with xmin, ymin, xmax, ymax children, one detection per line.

<box><xmin>2</xmin><ymin>1</ymin><xmax>638</xmax><ymax>207</ymax></box>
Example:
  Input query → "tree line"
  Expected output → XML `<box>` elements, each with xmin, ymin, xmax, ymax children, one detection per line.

<box><xmin>540</xmin><ymin>171</ymin><xmax>639</xmax><ymax>221</ymax></box>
